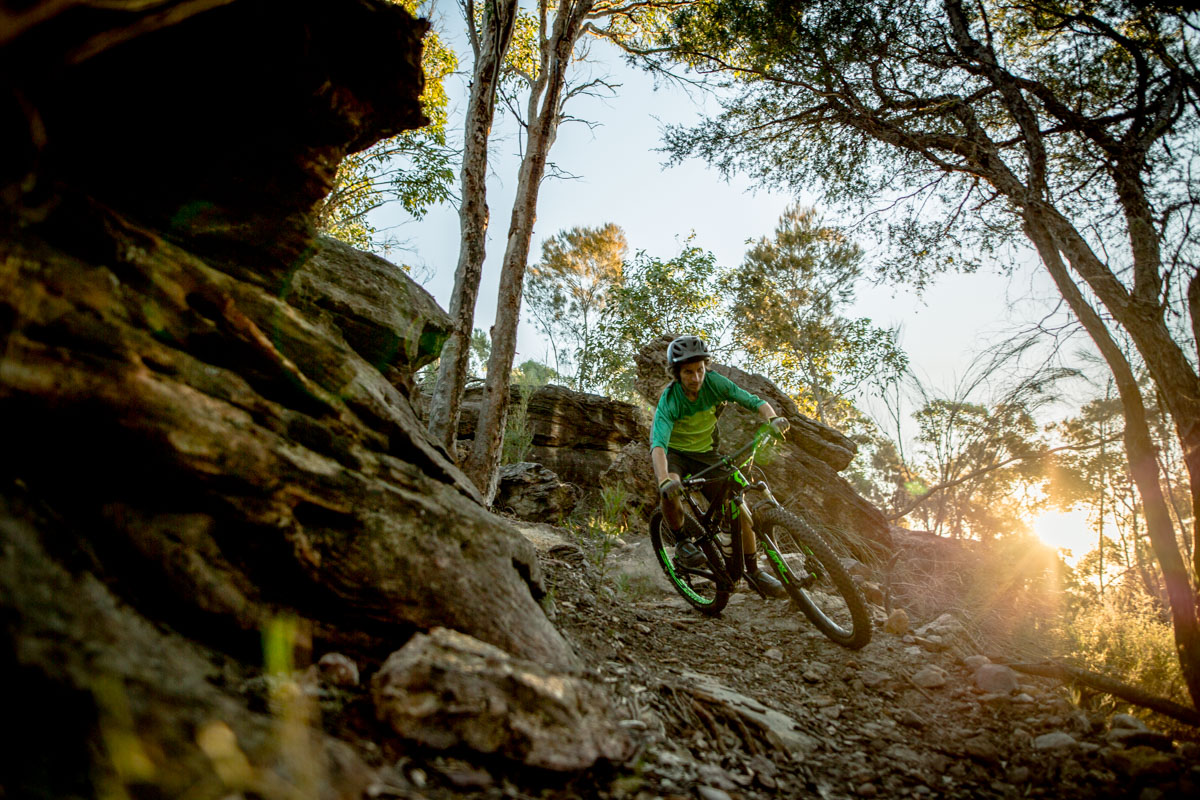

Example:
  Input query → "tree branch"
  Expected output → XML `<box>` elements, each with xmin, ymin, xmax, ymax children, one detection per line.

<box><xmin>887</xmin><ymin>435</ymin><xmax>1123</xmax><ymax>522</ymax></box>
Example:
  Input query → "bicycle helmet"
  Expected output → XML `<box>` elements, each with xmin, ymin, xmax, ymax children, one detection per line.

<box><xmin>667</xmin><ymin>335</ymin><xmax>710</xmax><ymax>366</ymax></box>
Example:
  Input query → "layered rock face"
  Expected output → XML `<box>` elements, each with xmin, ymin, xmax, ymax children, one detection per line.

<box><xmin>1</xmin><ymin>2</ymin><xmax>575</xmax><ymax>796</ymax></box>
<box><xmin>457</xmin><ymin>382</ymin><xmax>649</xmax><ymax>487</ymax></box>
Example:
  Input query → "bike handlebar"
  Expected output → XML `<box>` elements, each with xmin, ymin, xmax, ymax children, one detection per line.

<box><xmin>680</xmin><ymin>422</ymin><xmax>781</xmax><ymax>486</ymax></box>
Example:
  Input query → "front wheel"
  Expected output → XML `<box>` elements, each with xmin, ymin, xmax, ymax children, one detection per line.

<box><xmin>756</xmin><ymin>506</ymin><xmax>872</xmax><ymax>650</ymax></box>
<box><xmin>649</xmin><ymin>510</ymin><xmax>729</xmax><ymax>616</ymax></box>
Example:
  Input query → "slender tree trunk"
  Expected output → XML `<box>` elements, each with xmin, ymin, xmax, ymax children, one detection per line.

<box><xmin>427</xmin><ymin>0</ymin><xmax>518</xmax><ymax>455</ymax></box>
<box><xmin>1025</xmin><ymin>214</ymin><xmax>1200</xmax><ymax>710</ymax></box>
<box><xmin>463</xmin><ymin>1</ymin><xmax>594</xmax><ymax>500</ymax></box>
<box><xmin>1040</xmin><ymin>204</ymin><xmax>1200</xmax><ymax>585</ymax></box>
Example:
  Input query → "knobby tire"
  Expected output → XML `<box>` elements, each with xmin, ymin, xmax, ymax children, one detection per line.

<box><xmin>757</xmin><ymin>506</ymin><xmax>872</xmax><ymax>650</ymax></box>
<box><xmin>649</xmin><ymin>509</ymin><xmax>729</xmax><ymax>616</ymax></box>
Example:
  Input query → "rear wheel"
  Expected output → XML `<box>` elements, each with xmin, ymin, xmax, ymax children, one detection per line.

<box><xmin>756</xmin><ymin>506</ymin><xmax>872</xmax><ymax>649</ymax></box>
<box><xmin>649</xmin><ymin>510</ymin><xmax>729</xmax><ymax>616</ymax></box>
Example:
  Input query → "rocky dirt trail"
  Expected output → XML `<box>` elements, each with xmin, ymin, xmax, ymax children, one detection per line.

<box><xmin>332</xmin><ymin>519</ymin><xmax>1200</xmax><ymax>800</ymax></box>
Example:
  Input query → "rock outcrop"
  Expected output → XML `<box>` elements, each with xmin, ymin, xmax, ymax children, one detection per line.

<box><xmin>373</xmin><ymin>627</ymin><xmax>633</xmax><ymax>771</ymax></box>
<box><xmin>1</xmin><ymin>2</ymin><xmax>575</xmax><ymax>797</ymax></box>
<box><xmin>457</xmin><ymin>383</ymin><xmax>648</xmax><ymax>487</ymax></box>
<box><xmin>495</xmin><ymin>462</ymin><xmax>583</xmax><ymax>523</ymax></box>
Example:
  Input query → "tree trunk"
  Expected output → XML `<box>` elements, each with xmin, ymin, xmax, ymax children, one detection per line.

<box><xmin>427</xmin><ymin>0</ymin><xmax>518</xmax><ymax>455</ymax></box>
<box><xmin>1025</xmin><ymin>213</ymin><xmax>1200</xmax><ymax>710</ymax></box>
<box><xmin>1040</xmin><ymin>203</ymin><xmax>1200</xmax><ymax>585</ymax></box>
<box><xmin>463</xmin><ymin>1</ymin><xmax>593</xmax><ymax>500</ymax></box>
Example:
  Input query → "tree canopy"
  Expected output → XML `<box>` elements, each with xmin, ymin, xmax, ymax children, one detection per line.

<box><xmin>724</xmin><ymin>204</ymin><xmax>906</xmax><ymax>423</ymax></box>
<box><xmin>524</xmin><ymin>223</ymin><xmax>628</xmax><ymax>390</ymax></box>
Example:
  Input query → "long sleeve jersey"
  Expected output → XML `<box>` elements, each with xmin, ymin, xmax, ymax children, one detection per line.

<box><xmin>650</xmin><ymin>371</ymin><xmax>765</xmax><ymax>454</ymax></box>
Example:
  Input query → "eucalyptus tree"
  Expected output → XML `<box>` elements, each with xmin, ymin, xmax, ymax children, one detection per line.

<box><xmin>724</xmin><ymin>204</ymin><xmax>906</xmax><ymax>424</ymax></box>
<box><xmin>464</xmin><ymin>0</ymin><xmax>689</xmax><ymax>500</ymax></box>
<box><xmin>427</xmin><ymin>0</ymin><xmax>520</xmax><ymax>454</ymax></box>
<box><xmin>911</xmin><ymin>397</ymin><xmax>1045</xmax><ymax>541</ymax></box>
<box><xmin>523</xmin><ymin>223</ymin><xmax>628</xmax><ymax>390</ymax></box>
<box><xmin>646</xmin><ymin>0</ymin><xmax>1200</xmax><ymax>709</ymax></box>
<box><xmin>596</xmin><ymin>240</ymin><xmax>729</xmax><ymax>401</ymax></box>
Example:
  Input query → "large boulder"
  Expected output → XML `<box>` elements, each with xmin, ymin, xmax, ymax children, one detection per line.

<box><xmin>289</xmin><ymin>236</ymin><xmax>451</xmax><ymax>397</ymax></box>
<box><xmin>4</xmin><ymin>0</ymin><xmax>429</xmax><ymax>270</ymax></box>
<box><xmin>1</xmin><ymin>2</ymin><xmax>576</xmax><ymax>797</ymax></box>
<box><xmin>634</xmin><ymin>336</ymin><xmax>890</xmax><ymax>554</ymax></box>
<box><xmin>458</xmin><ymin>383</ymin><xmax>649</xmax><ymax>487</ymax></box>
<box><xmin>373</xmin><ymin>628</ymin><xmax>633</xmax><ymax>771</ymax></box>
<box><xmin>495</xmin><ymin>462</ymin><xmax>583</xmax><ymax>523</ymax></box>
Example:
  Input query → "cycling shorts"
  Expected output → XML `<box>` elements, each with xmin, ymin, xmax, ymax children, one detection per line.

<box><xmin>666</xmin><ymin>447</ymin><xmax>726</xmax><ymax>505</ymax></box>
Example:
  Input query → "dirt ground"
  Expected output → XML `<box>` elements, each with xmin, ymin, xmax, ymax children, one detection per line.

<box><xmin>341</xmin><ymin>523</ymin><xmax>1200</xmax><ymax>800</ymax></box>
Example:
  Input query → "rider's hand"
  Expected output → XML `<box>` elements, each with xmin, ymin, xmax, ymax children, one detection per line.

<box><xmin>658</xmin><ymin>478</ymin><xmax>682</xmax><ymax>499</ymax></box>
<box><xmin>770</xmin><ymin>416</ymin><xmax>791</xmax><ymax>436</ymax></box>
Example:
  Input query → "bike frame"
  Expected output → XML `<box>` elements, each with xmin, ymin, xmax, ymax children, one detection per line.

<box><xmin>675</xmin><ymin>424</ymin><xmax>786</xmax><ymax>589</ymax></box>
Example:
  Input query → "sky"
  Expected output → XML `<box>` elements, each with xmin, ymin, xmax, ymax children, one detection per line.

<box><xmin>372</xmin><ymin>9</ymin><xmax>1073</xmax><ymax>420</ymax></box>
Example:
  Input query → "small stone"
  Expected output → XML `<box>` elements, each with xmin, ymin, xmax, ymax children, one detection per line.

<box><xmin>317</xmin><ymin>652</ymin><xmax>360</xmax><ymax>687</ymax></box>
<box><xmin>973</xmin><ymin>664</ymin><xmax>1018</xmax><ymax>694</ymax></box>
<box><xmin>1104</xmin><ymin>745</ymin><xmax>1179</xmax><ymax>779</ymax></box>
<box><xmin>1034</xmin><ymin>731</ymin><xmax>1078</xmax><ymax>751</ymax></box>
<box><xmin>857</xmin><ymin>782</ymin><xmax>878</xmax><ymax>797</ymax></box>
<box><xmin>1111</xmin><ymin>713</ymin><xmax>1148</xmax><ymax>731</ymax></box>
<box><xmin>895</xmin><ymin>708</ymin><xmax>925</xmax><ymax>728</ymax></box>
<box><xmin>1007</xmin><ymin>766</ymin><xmax>1030</xmax><ymax>783</ymax></box>
<box><xmin>911</xmin><ymin>665</ymin><xmax>947</xmax><ymax>689</ymax></box>
<box><xmin>963</xmin><ymin>655</ymin><xmax>991</xmax><ymax>671</ymax></box>
<box><xmin>697</xmin><ymin>786</ymin><xmax>733</xmax><ymax>800</ymax></box>
<box><xmin>764</xmin><ymin>647</ymin><xmax>784</xmax><ymax>662</ymax></box>
<box><xmin>964</xmin><ymin>735</ymin><xmax>999</xmax><ymax>763</ymax></box>
<box><xmin>860</xmin><ymin>670</ymin><xmax>889</xmax><ymax>689</ymax></box>
<box><xmin>803</xmin><ymin>668</ymin><xmax>823</xmax><ymax>683</ymax></box>
<box><xmin>1012</xmin><ymin>728</ymin><xmax>1033</xmax><ymax>749</ymax></box>
<box><xmin>820</xmin><ymin>705</ymin><xmax>843</xmax><ymax>719</ymax></box>
<box><xmin>697</xmin><ymin>764</ymin><xmax>739</xmax><ymax>791</ymax></box>
<box><xmin>860</xmin><ymin>581</ymin><xmax>886</xmax><ymax>606</ymax></box>
<box><xmin>1014</xmin><ymin>693</ymin><xmax>1035</xmax><ymax>703</ymax></box>
<box><xmin>884</xmin><ymin>609</ymin><xmax>910</xmax><ymax>636</ymax></box>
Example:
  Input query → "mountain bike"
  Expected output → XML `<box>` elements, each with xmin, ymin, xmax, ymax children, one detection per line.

<box><xmin>649</xmin><ymin>423</ymin><xmax>872</xmax><ymax>650</ymax></box>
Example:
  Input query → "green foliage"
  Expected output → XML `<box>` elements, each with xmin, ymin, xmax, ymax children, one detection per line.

<box><xmin>317</xmin><ymin>0</ymin><xmax>458</xmax><ymax>250</ymax></box>
<box><xmin>595</xmin><ymin>238</ymin><xmax>728</xmax><ymax>400</ymax></box>
<box><xmin>911</xmin><ymin>397</ymin><xmax>1046</xmax><ymax>540</ymax></box>
<box><xmin>513</xmin><ymin>358</ymin><xmax>561</xmax><ymax>388</ymax></box>
<box><xmin>724</xmin><ymin>205</ymin><xmax>906</xmax><ymax>424</ymax></box>
<box><xmin>500</xmin><ymin>383</ymin><xmax>534</xmax><ymax>464</ymax></box>
<box><xmin>566</xmin><ymin>484</ymin><xmax>632</xmax><ymax>575</ymax></box>
<box><xmin>501</xmin><ymin>360</ymin><xmax>558</xmax><ymax>465</ymax></box>
<box><xmin>648</xmin><ymin>0</ymin><xmax>1199</xmax><ymax>291</ymax></box>
<box><xmin>843</xmin><ymin>413</ymin><xmax>912</xmax><ymax>515</ymax></box>
<box><xmin>524</xmin><ymin>224</ymin><xmax>628</xmax><ymax>391</ymax></box>
<box><xmin>1063</xmin><ymin>594</ymin><xmax>1187</xmax><ymax>709</ymax></box>
<box><xmin>469</xmin><ymin>327</ymin><xmax>491</xmax><ymax>378</ymax></box>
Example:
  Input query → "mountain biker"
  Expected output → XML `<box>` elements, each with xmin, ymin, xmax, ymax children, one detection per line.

<box><xmin>650</xmin><ymin>335</ymin><xmax>790</xmax><ymax>599</ymax></box>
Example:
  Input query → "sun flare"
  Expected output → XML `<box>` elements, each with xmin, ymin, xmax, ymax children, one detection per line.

<box><xmin>1032</xmin><ymin>508</ymin><xmax>1096</xmax><ymax>563</ymax></box>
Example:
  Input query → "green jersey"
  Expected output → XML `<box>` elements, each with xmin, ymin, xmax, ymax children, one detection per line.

<box><xmin>650</xmin><ymin>371</ymin><xmax>765</xmax><ymax>453</ymax></box>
